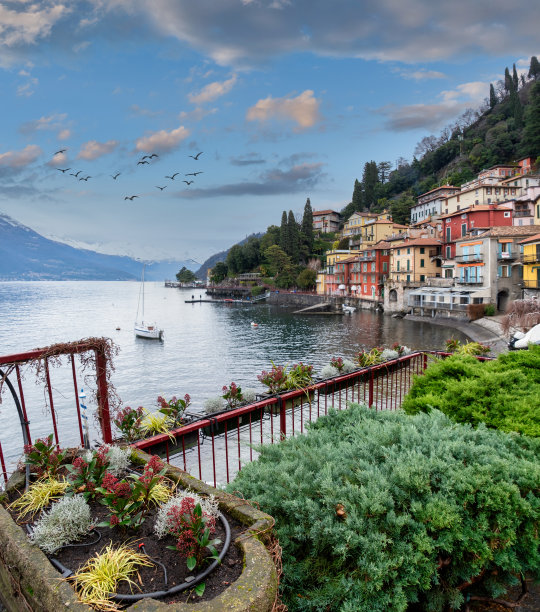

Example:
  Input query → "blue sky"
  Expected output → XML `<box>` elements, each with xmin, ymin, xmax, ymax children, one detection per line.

<box><xmin>0</xmin><ymin>0</ymin><xmax>538</xmax><ymax>263</ymax></box>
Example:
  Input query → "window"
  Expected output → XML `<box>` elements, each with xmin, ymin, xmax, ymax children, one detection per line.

<box><xmin>407</xmin><ymin>247</ymin><xmax>411</xmax><ymax>254</ymax></box>
<box><xmin>371</xmin><ymin>262</ymin><xmax>375</xmax><ymax>272</ymax></box>
<box><xmin>420</xmin><ymin>275</ymin><xmax>425</xmax><ymax>282</ymax></box>
<box><xmin>371</xmin><ymin>275</ymin><xmax>375</xmax><ymax>282</ymax></box>
<box><xmin>383</xmin><ymin>262</ymin><xmax>388</xmax><ymax>272</ymax></box>
<box><xmin>504</xmin><ymin>211</ymin><xmax>511</xmax><ymax>218</ymax></box>
<box><xmin>420</xmin><ymin>259</ymin><xmax>425</xmax><ymax>267</ymax></box>
<box><xmin>406</xmin><ymin>259</ymin><xmax>410</xmax><ymax>270</ymax></box>
<box><xmin>498</xmin><ymin>265</ymin><xmax>510</xmax><ymax>278</ymax></box>
<box><xmin>420</xmin><ymin>247</ymin><xmax>425</xmax><ymax>254</ymax></box>
<box><xmin>446</xmin><ymin>227</ymin><xmax>451</xmax><ymax>242</ymax></box>
<box><xmin>406</xmin><ymin>274</ymin><xmax>411</xmax><ymax>283</ymax></box>
<box><xmin>397</xmin><ymin>261</ymin><xmax>400</xmax><ymax>271</ymax></box>
<box><xmin>397</xmin><ymin>249</ymin><xmax>401</xmax><ymax>255</ymax></box>
<box><xmin>461</xmin><ymin>223</ymin><xmax>467</xmax><ymax>237</ymax></box>
<box><xmin>486</xmin><ymin>188</ymin><xmax>492</xmax><ymax>194</ymax></box>
<box><xmin>446</xmin><ymin>246</ymin><xmax>451</xmax><ymax>259</ymax></box>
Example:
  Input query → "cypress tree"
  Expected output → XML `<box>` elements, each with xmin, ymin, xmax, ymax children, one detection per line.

<box><xmin>528</xmin><ymin>56</ymin><xmax>540</xmax><ymax>80</ymax></box>
<box><xmin>512</xmin><ymin>63</ymin><xmax>519</xmax><ymax>91</ymax></box>
<box><xmin>504</xmin><ymin>67</ymin><xmax>512</xmax><ymax>95</ymax></box>
<box><xmin>279</xmin><ymin>210</ymin><xmax>289</xmax><ymax>254</ymax></box>
<box><xmin>489</xmin><ymin>83</ymin><xmax>497</xmax><ymax>109</ymax></box>
<box><xmin>301</xmin><ymin>197</ymin><xmax>314</xmax><ymax>254</ymax></box>
<box><xmin>352</xmin><ymin>179</ymin><xmax>362</xmax><ymax>211</ymax></box>
<box><xmin>361</xmin><ymin>161</ymin><xmax>379</xmax><ymax>210</ymax></box>
<box><xmin>288</xmin><ymin>210</ymin><xmax>299</xmax><ymax>262</ymax></box>
<box><xmin>520</xmin><ymin>81</ymin><xmax>540</xmax><ymax>157</ymax></box>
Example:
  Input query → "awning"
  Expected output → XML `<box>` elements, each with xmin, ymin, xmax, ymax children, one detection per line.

<box><xmin>338</xmin><ymin>284</ymin><xmax>346</xmax><ymax>290</ymax></box>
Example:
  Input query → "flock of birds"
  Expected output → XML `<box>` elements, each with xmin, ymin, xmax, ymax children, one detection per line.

<box><xmin>54</xmin><ymin>148</ymin><xmax>204</xmax><ymax>201</ymax></box>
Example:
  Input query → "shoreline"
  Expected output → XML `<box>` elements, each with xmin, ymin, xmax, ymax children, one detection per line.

<box><xmin>405</xmin><ymin>314</ymin><xmax>509</xmax><ymax>355</ymax></box>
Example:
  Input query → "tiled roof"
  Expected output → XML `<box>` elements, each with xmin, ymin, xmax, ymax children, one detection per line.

<box><xmin>313</xmin><ymin>210</ymin><xmax>341</xmax><ymax>216</ymax></box>
<box><xmin>458</xmin><ymin>225</ymin><xmax>540</xmax><ymax>239</ymax></box>
<box><xmin>389</xmin><ymin>238</ymin><xmax>442</xmax><ymax>248</ymax></box>
<box><xmin>519</xmin><ymin>233</ymin><xmax>540</xmax><ymax>244</ymax></box>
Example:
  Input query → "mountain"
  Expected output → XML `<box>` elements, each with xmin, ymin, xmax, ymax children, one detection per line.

<box><xmin>0</xmin><ymin>213</ymin><xmax>195</xmax><ymax>281</ymax></box>
<box><xmin>195</xmin><ymin>233</ymin><xmax>264</xmax><ymax>280</ymax></box>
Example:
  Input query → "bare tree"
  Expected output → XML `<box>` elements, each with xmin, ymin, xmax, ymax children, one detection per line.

<box><xmin>501</xmin><ymin>298</ymin><xmax>540</xmax><ymax>334</ymax></box>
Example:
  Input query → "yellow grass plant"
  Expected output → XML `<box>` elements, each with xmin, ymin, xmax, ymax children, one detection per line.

<box><xmin>9</xmin><ymin>477</ymin><xmax>68</xmax><ymax>519</ymax></box>
<box><xmin>140</xmin><ymin>410</ymin><xmax>175</xmax><ymax>440</ymax></box>
<box><xmin>145</xmin><ymin>480</ymin><xmax>173</xmax><ymax>506</ymax></box>
<box><xmin>70</xmin><ymin>542</ymin><xmax>153</xmax><ymax>610</ymax></box>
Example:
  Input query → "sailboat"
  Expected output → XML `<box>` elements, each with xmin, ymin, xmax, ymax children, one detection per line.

<box><xmin>134</xmin><ymin>265</ymin><xmax>163</xmax><ymax>340</ymax></box>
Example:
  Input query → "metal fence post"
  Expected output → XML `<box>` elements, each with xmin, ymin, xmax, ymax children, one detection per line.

<box><xmin>95</xmin><ymin>348</ymin><xmax>113</xmax><ymax>444</ymax></box>
<box><xmin>278</xmin><ymin>395</ymin><xmax>286</xmax><ymax>440</ymax></box>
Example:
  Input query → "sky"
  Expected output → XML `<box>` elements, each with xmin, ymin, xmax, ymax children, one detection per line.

<box><xmin>0</xmin><ymin>1</ymin><xmax>538</xmax><ymax>263</ymax></box>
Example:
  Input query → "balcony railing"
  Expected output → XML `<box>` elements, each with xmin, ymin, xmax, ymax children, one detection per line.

<box><xmin>523</xmin><ymin>279</ymin><xmax>540</xmax><ymax>289</ymax></box>
<box><xmin>497</xmin><ymin>251</ymin><xmax>517</xmax><ymax>260</ymax></box>
<box><xmin>409</xmin><ymin>300</ymin><xmax>469</xmax><ymax>311</ymax></box>
<box><xmin>523</xmin><ymin>253</ymin><xmax>540</xmax><ymax>264</ymax></box>
<box><xmin>458</xmin><ymin>278</ymin><xmax>484</xmax><ymax>285</ymax></box>
<box><xmin>454</xmin><ymin>254</ymin><xmax>484</xmax><ymax>263</ymax></box>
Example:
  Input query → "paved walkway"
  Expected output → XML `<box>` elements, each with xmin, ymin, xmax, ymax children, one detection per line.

<box><xmin>405</xmin><ymin>314</ymin><xmax>509</xmax><ymax>355</ymax></box>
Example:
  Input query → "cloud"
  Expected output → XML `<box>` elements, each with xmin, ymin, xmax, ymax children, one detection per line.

<box><xmin>230</xmin><ymin>153</ymin><xmax>266</xmax><ymax>166</ymax></box>
<box><xmin>19</xmin><ymin>113</ymin><xmax>68</xmax><ymax>135</ymax></box>
<box><xmin>375</xmin><ymin>79</ymin><xmax>488</xmax><ymax>131</ymax></box>
<box><xmin>178</xmin><ymin>107</ymin><xmax>218</xmax><ymax>122</ymax></box>
<box><xmin>58</xmin><ymin>129</ymin><xmax>71</xmax><ymax>140</ymax></box>
<box><xmin>130</xmin><ymin>104</ymin><xmax>163</xmax><ymax>118</ymax></box>
<box><xmin>178</xmin><ymin>161</ymin><xmax>326</xmax><ymax>198</ymax></box>
<box><xmin>0</xmin><ymin>144</ymin><xmax>42</xmax><ymax>168</ymax></box>
<box><xmin>77</xmin><ymin>140</ymin><xmax>119</xmax><ymax>160</ymax></box>
<box><xmin>188</xmin><ymin>74</ymin><xmax>237</xmax><ymax>104</ymax></box>
<box><xmin>247</xmin><ymin>90</ymin><xmax>321</xmax><ymax>130</ymax></box>
<box><xmin>135</xmin><ymin>125</ymin><xmax>190</xmax><ymax>153</ymax></box>
<box><xmin>400</xmin><ymin>69</ymin><xmax>447</xmax><ymax>80</ymax></box>
<box><xmin>0</xmin><ymin>2</ymin><xmax>70</xmax><ymax>47</ymax></box>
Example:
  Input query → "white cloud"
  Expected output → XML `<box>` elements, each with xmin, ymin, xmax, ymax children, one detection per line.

<box><xmin>401</xmin><ymin>69</ymin><xmax>447</xmax><ymax>81</ymax></box>
<box><xmin>19</xmin><ymin>113</ymin><xmax>68</xmax><ymax>135</ymax></box>
<box><xmin>0</xmin><ymin>2</ymin><xmax>70</xmax><ymax>47</ymax></box>
<box><xmin>188</xmin><ymin>74</ymin><xmax>237</xmax><ymax>105</ymax></box>
<box><xmin>135</xmin><ymin>125</ymin><xmax>190</xmax><ymax>153</ymax></box>
<box><xmin>0</xmin><ymin>144</ymin><xmax>42</xmax><ymax>168</ymax></box>
<box><xmin>246</xmin><ymin>90</ymin><xmax>321</xmax><ymax>130</ymax></box>
<box><xmin>78</xmin><ymin>140</ymin><xmax>119</xmax><ymax>160</ymax></box>
<box><xmin>178</xmin><ymin>107</ymin><xmax>218</xmax><ymax>122</ymax></box>
<box><xmin>58</xmin><ymin>129</ymin><xmax>71</xmax><ymax>140</ymax></box>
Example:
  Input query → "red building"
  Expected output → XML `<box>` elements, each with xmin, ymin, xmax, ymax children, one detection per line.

<box><xmin>441</xmin><ymin>204</ymin><xmax>513</xmax><ymax>261</ymax></box>
<box><xmin>346</xmin><ymin>242</ymin><xmax>391</xmax><ymax>301</ymax></box>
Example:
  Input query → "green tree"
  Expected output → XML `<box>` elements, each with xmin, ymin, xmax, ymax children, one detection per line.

<box><xmin>288</xmin><ymin>210</ymin><xmax>300</xmax><ymax>262</ymax></box>
<box><xmin>210</xmin><ymin>261</ymin><xmax>228</xmax><ymax>284</ymax></box>
<box><xmin>361</xmin><ymin>161</ymin><xmax>380</xmax><ymax>209</ymax></box>
<box><xmin>176</xmin><ymin>266</ymin><xmax>197</xmax><ymax>283</ymax></box>
<box><xmin>529</xmin><ymin>56</ymin><xmax>540</xmax><ymax>80</ymax></box>
<box><xmin>351</xmin><ymin>178</ymin><xmax>362</xmax><ymax>211</ymax></box>
<box><xmin>512</xmin><ymin>63</ymin><xmax>519</xmax><ymax>91</ymax></box>
<box><xmin>489</xmin><ymin>83</ymin><xmax>497</xmax><ymax>109</ymax></box>
<box><xmin>504</xmin><ymin>66</ymin><xmax>512</xmax><ymax>95</ymax></box>
<box><xmin>260</xmin><ymin>225</ymin><xmax>280</xmax><ymax>252</ymax></box>
<box><xmin>300</xmin><ymin>198</ymin><xmax>314</xmax><ymax>256</ymax></box>
<box><xmin>226</xmin><ymin>244</ymin><xmax>245</xmax><ymax>275</ymax></box>
<box><xmin>264</xmin><ymin>244</ymin><xmax>291</xmax><ymax>276</ymax></box>
<box><xmin>279</xmin><ymin>211</ymin><xmax>289</xmax><ymax>254</ymax></box>
<box><xmin>520</xmin><ymin>81</ymin><xmax>540</xmax><ymax>156</ymax></box>
<box><xmin>377</xmin><ymin>161</ymin><xmax>392</xmax><ymax>183</ymax></box>
<box><xmin>390</xmin><ymin>193</ymin><xmax>413</xmax><ymax>225</ymax></box>
<box><xmin>296</xmin><ymin>267</ymin><xmax>317</xmax><ymax>290</ymax></box>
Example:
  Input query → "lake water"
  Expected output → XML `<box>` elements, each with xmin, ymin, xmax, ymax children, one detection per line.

<box><xmin>0</xmin><ymin>281</ymin><xmax>468</xmax><ymax>476</ymax></box>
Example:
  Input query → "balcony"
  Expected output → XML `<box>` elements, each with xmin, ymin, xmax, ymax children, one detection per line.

<box><xmin>458</xmin><ymin>278</ymin><xmax>484</xmax><ymax>285</ymax></box>
<box><xmin>454</xmin><ymin>254</ymin><xmax>484</xmax><ymax>263</ymax></box>
<box><xmin>523</xmin><ymin>253</ymin><xmax>540</xmax><ymax>264</ymax></box>
<box><xmin>409</xmin><ymin>300</ymin><xmax>469</xmax><ymax>311</ymax></box>
<box><xmin>523</xmin><ymin>279</ymin><xmax>540</xmax><ymax>289</ymax></box>
<box><xmin>497</xmin><ymin>251</ymin><xmax>517</xmax><ymax>260</ymax></box>
<box><xmin>513</xmin><ymin>211</ymin><xmax>532</xmax><ymax>218</ymax></box>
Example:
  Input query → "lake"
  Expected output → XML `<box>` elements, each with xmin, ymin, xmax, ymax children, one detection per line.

<box><xmin>0</xmin><ymin>281</ymin><xmax>468</xmax><ymax>475</ymax></box>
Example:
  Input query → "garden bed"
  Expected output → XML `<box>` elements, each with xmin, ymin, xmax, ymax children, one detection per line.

<box><xmin>0</xmin><ymin>449</ymin><xmax>278</xmax><ymax>612</ymax></box>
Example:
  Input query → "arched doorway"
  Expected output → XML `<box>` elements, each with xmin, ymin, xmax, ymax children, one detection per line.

<box><xmin>496</xmin><ymin>290</ymin><xmax>509</xmax><ymax>313</ymax></box>
<box><xmin>389</xmin><ymin>289</ymin><xmax>398</xmax><ymax>303</ymax></box>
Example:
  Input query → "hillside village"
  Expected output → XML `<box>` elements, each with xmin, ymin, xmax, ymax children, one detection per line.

<box><xmin>303</xmin><ymin>155</ymin><xmax>540</xmax><ymax>318</ymax></box>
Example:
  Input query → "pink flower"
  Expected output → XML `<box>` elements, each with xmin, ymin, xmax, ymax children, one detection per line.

<box><xmin>114</xmin><ymin>482</ymin><xmax>132</xmax><ymax>498</ymax></box>
<box><xmin>102</xmin><ymin>472</ymin><xmax>118</xmax><ymax>492</ymax></box>
<box><xmin>110</xmin><ymin>515</ymin><xmax>120</xmax><ymax>527</ymax></box>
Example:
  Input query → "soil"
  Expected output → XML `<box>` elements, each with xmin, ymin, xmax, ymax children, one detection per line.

<box><xmin>4</xmin><ymin>469</ymin><xmax>245</xmax><ymax>607</ymax></box>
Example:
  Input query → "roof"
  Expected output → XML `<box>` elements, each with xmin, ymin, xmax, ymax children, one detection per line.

<box><xmin>313</xmin><ymin>210</ymin><xmax>341</xmax><ymax>217</ymax></box>
<box><xmin>457</xmin><ymin>225</ymin><xmax>540</xmax><ymax>240</ymax></box>
<box><xmin>519</xmin><ymin>233</ymin><xmax>540</xmax><ymax>244</ymax></box>
<box><xmin>499</xmin><ymin>173</ymin><xmax>540</xmax><ymax>184</ymax></box>
<box><xmin>440</xmin><ymin>204</ymin><xmax>510</xmax><ymax>219</ymax></box>
<box><xmin>389</xmin><ymin>238</ymin><xmax>442</xmax><ymax>249</ymax></box>
<box><xmin>417</xmin><ymin>184</ymin><xmax>459</xmax><ymax>199</ymax></box>
<box><xmin>373</xmin><ymin>240</ymin><xmax>393</xmax><ymax>250</ymax></box>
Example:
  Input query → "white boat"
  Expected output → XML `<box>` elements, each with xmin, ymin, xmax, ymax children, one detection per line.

<box><xmin>134</xmin><ymin>265</ymin><xmax>163</xmax><ymax>340</ymax></box>
<box><xmin>342</xmin><ymin>304</ymin><xmax>356</xmax><ymax>314</ymax></box>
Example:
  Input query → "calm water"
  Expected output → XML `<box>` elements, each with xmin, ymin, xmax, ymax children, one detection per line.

<box><xmin>0</xmin><ymin>281</ymin><xmax>468</xmax><ymax>474</ymax></box>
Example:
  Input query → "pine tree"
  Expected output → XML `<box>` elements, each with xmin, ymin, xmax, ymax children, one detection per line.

<box><xmin>279</xmin><ymin>211</ymin><xmax>289</xmax><ymax>254</ymax></box>
<box><xmin>301</xmin><ymin>198</ymin><xmax>314</xmax><ymax>254</ymax></box>
<box><xmin>489</xmin><ymin>83</ymin><xmax>497</xmax><ymax>109</ymax></box>
<box><xmin>288</xmin><ymin>210</ymin><xmax>299</xmax><ymax>262</ymax></box>
<box><xmin>361</xmin><ymin>161</ymin><xmax>380</xmax><ymax>210</ymax></box>
<box><xmin>512</xmin><ymin>63</ymin><xmax>519</xmax><ymax>91</ymax></box>
<box><xmin>528</xmin><ymin>56</ymin><xmax>540</xmax><ymax>80</ymax></box>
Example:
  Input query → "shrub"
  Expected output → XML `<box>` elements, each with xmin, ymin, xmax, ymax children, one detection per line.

<box><xmin>320</xmin><ymin>364</ymin><xmax>339</xmax><ymax>379</ymax></box>
<box><xmin>467</xmin><ymin>302</ymin><xmax>486</xmax><ymax>321</ymax></box>
<box><xmin>204</xmin><ymin>396</ymin><xmax>225</xmax><ymax>414</ymax></box>
<box><xmin>30</xmin><ymin>495</ymin><xmax>92</xmax><ymax>555</ymax></box>
<box><xmin>286</xmin><ymin>362</ymin><xmax>314</xmax><ymax>389</ymax></box>
<box><xmin>222</xmin><ymin>382</ymin><xmax>243</xmax><ymax>408</ymax></box>
<box><xmin>402</xmin><ymin>346</ymin><xmax>540</xmax><ymax>437</ymax></box>
<box><xmin>484</xmin><ymin>303</ymin><xmax>496</xmax><ymax>316</ymax></box>
<box><xmin>228</xmin><ymin>404</ymin><xmax>540</xmax><ymax>612</ymax></box>
<box><xmin>154</xmin><ymin>491</ymin><xmax>219</xmax><ymax>539</ymax></box>
<box><xmin>241</xmin><ymin>387</ymin><xmax>258</xmax><ymax>404</ymax></box>
<box><xmin>341</xmin><ymin>359</ymin><xmax>356</xmax><ymax>373</ymax></box>
<box><xmin>24</xmin><ymin>434</ymin><xmax>67</xmax><ymax>478</ymax></box>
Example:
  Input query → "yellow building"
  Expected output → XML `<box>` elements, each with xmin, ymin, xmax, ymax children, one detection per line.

<box><xmin>388</xmin><ymin>238</ymin><xmax>442</xmax><ymax>283</ymax></box>
<box><xmin>342</xmin><ymin>212</ymin><xmax>377</xmax><ymax>240</ymax></box>
<box><xmin>360</xmin><ymin>220</ymin><xmax>408</xmax><ymax>248</ymax></box>
<box><xmin>520</xmin><ymin>233</ymin><xmax>540</xmax><ymax>295</ymax></box>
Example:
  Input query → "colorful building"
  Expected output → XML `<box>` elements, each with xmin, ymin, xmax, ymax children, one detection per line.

<box><xmin>312</xmin><ymin>210</ymin><xmax>341</xmax><ymax>234</ymax></box>
<box><xmin>388</xmin><ymin>238</ymin><xmax>442</xmax><ymax>284</ymax></box>
<box><xmin>520</xmin><ymin>233</ymin><xmax>540</xmax><ymax>297</ymax></box>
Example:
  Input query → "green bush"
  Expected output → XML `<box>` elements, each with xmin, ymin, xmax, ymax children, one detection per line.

<box><xmin>228</xmin><ymin>405</ymin><xmax>540</xmax><ymax>611</ymax></box>
<box><xmin>484</xmin><ymin>303</ymin><xmax>496</xmax><ymax>316</ymax></box>
<box><xmin>402</xmin><ymin>346</ymin><xmax>540</xmax><ymax>437</ymax></box>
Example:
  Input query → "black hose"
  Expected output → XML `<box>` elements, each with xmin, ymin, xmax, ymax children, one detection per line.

<box><xmin>47</xmin><ymin>511</ymin><xmax>232</xmax><ymax>602</ymax></box>
<box><xmin>0</xmin><ymin>368</ymin><xmax>31</xmax><ymax>491</ymax></box>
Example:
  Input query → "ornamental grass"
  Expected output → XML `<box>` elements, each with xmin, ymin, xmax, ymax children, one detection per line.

<box><xmin>70</xmin><ymin>542</ymin><xmax>153</xmax><ymax>610</ymax></box>
<box><xmin>9</xmin><ymin>477</ymin><xmax>68</xmax><ymax>518</ymax></box>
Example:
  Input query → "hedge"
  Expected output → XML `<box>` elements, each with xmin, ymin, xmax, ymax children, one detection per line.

<box><xmin>228</xmin><ymin>405</ymin><xmax>540</xmax><ymax>611</ymax></box>
<box><xmin>402</xmin><ymin>345</ymin><xmax>540</xmax><ymax>437</ymax></box>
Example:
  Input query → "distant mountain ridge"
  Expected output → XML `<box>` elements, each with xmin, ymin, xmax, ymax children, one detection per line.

<box><xmin>0</xmin><ymin>213</ymin><xmax>195</xmax><ymax>281</ymax></box>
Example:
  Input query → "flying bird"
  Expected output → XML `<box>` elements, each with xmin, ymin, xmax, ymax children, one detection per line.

<box><xmin>165</xmin><ymin>173</ymin><xmax>179</xmax><ymax>180</ymax></box>
<box><xmin>155</xmin><ymin>186</ymin><xmax>167</xmax><ymax>191</ymax></box>
<box><xmin>141</xmin><ymin>155</ymin><xmax>150</xmax><ymax>160</ymax></box>
<box><xmin>111</xmin><ymin>173</ymin><xmax>121</xmax><ymax>180</ymax></box>
<box><xmin>189</xmin><ymin>152</ymin><xmax>203</xmax><ymax>160</ymax></box>
<box><xmin>185</xmin><ymin>171</ymin><xmax>203</xmax><ymax>177</ymax></box>
<box><xmin>149</xmin><ymin>153</ymin><xmax>159</xmax><ymax>158</ymax></box>
<box><xmin>124</xmin><ymin>195</ymin><xmax>139</xmax><ymax>200</ymax></box>
<box><xmin>137</xmin><ymin>160</ymin><xmax>149</xmax><ymax>165</ymax></box>
<box><xmin>183</xmin><ymin>180</ymin><xmax>194</xmax><ymax>185</ymax></box>
<box><xmin>70</xmin><ymin>170</ymin><xmax>82</xmax><ymax>177</ymax></box>
<box><xmin>54</xmin><ymin>149</ymin><xmax>67</xmax><ymax>155</ymax></box>
<box><xmin>56</xmin><ymin>168</ymin><xmax>70</xmax><ymax>173</ymax></box>
<box><xmin>79</xmin><ymin>176</ymin><xmax>91</xmax><ymax>181</ymax></box>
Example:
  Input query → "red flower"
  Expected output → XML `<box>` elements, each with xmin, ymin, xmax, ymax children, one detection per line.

<box><xmin>102</xmin><ymin>472</ymin><xmax>118</xmax><ymax>492</ymax></box>
<box><xmin>114</xmin><ymin>482</ymin><xmax>132</xmax><ymax>498</ymax></box>
<box><xmin>109</xmin><ymin>515</ymin><xmax>120</xmax><ymax>527</ymax></box>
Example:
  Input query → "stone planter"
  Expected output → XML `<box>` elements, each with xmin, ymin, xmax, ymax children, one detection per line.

<box><xmin>0</xmin><ymin>449</ymin><xmax>278</xmax><ymax>612</ymax></box>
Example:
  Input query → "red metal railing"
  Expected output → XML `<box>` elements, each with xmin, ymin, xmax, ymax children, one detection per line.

<box><xmin>131</xmin><ymin>352</ymin><xmax>431</xmax><ymax>488</ymax></box>
<box><xmin>0</xmin><ymin>340</ymin><xmax>112</xmax><ymax>485</ymax></box>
